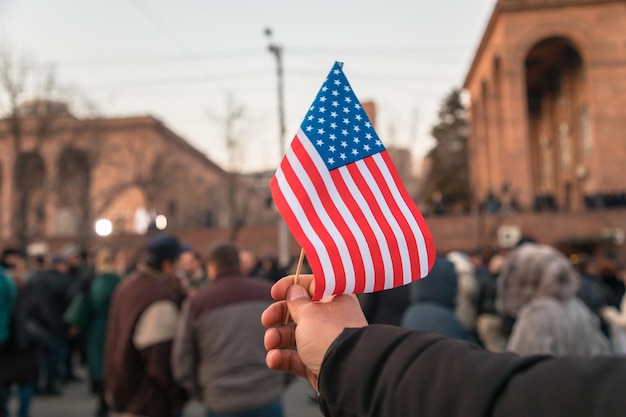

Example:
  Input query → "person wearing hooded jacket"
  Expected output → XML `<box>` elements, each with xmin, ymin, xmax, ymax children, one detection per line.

<box><xmin>496</xmin><ymin>243</ymin><xmax>610</xmax><ymax>357</ymax></box>
<box><xmin>262</xmin><ymin>274</ymin><xmax>626</xmax><ymax>417</ymax></box>
<box><xmin>401</xmin><ymin>256</ymin><xmax>479</xmax><ymax>344</ymax></box>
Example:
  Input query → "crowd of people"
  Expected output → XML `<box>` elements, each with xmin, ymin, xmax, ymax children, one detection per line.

<box><xmin>263</xmin><ymin>239</ymin><xmax>626</xmax><ymax>416</ymax></box>
<box><xmin>359</xmin><ymin>239</ymin><xmax>626</xmax><ymax>357</ymax></box>
<box><xmin>0</xmin><ymin>234</ymin><xmax>293</xmax><ymax>417</ymax></box>
<box><xmin>1</xmin><ymin>232</ymin><xmax>626</xmax><ymax>417</ymax></box>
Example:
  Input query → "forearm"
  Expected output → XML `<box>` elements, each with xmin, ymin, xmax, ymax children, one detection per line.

<box><xmin>318</xmin><ymin>325</ymin><xmax>626</xmax><ymax>417</ymax></box>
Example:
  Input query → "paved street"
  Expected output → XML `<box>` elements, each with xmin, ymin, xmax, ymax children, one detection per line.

<box><xmin>5</xmin><ymin>367</ymin><xmax>322</xmax><ymax>417</ymax></box>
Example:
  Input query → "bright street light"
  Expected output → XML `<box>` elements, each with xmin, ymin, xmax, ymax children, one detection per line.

<box><xmin>155</xmin><ymin>214</ymin><xmax>168</xmax><ymax>230</ymax></box>
<box><xmin>95</xmin><ymin>219</ymin><xmax>112</xmax><ymax>237</ymax></box>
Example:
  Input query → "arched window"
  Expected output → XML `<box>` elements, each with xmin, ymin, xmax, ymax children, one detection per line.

<box><xmin>525</xmin><ymin>36</ymin><xmax>586</xmax><ymax>211</ymax></box>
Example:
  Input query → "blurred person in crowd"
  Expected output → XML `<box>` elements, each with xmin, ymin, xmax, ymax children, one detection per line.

<box><xmin>574</xmin><ymin>254</ymin><xmax>611</xmax><ymax>337</ymax></box>
<box><xmin>359</xmin><ymin>282</ymin><xmax>411</xmax><ymax>326</ymax></box>
<box><xmin>0</xmin><ymin>250</ymin><xmax>18</xmax><ymax>354</ymax></box>
<box><xmin>178</xmin><ymin>248</ymin><xmax>209</xmax><ymax>295</ymax></box>
<box><xmin>601</xmin><ymin>264</ymin><xmax>626</xmax><ymax>353</ymax></box>
<box><xmin>401</xmin><ymin>257</ymin><xmax>480</xmax><ymax>344</ymax></box>
<box><xmin>596</xmin><ymin>257</ymin><xmax>625</xmax><ymax>309</ymax></box>
<box><xmin>105</xmin><ymin>233</ymin><xmax>188</xmax><ymax>417</ymax></box>
<box><xmin>62</xmin><ymin>244</ymin><xmax>95</xmax><ymax>382</ymax></box>
<box><xmin>239</xmin><ymin>249</ymin><xmax>261</xmax><ymax>277</ymax></box>
<box><xmin>66</xmin><ymin>248</ymin><xmax>122</xmax><ymax>417</ymax></box>
<box><xmin>496</xmin><ymin>243</ymin><xmax>610</xmax><ymax>357</ymax></box>
<box><xmin>172</xmin><ymin>241</ymin><xmax>292</xmax><ymax>417</ymax></box>
<box><xmin>29</xmin><ymin>254</ymin><xmax>72</xmax><ymax>396</ymax></box>
<box><xmin>0</xmin><ymin>250</ymin><xmax>50</xmax><ymax>417</ymax></box>
<box><xmin>257</xmin><ymin>254</ymin><xmax>285</xmax><ymax>283</ymax></box>
<box><xmin>24</xmin><ymin>254</ymin><xmax>48</xmax><ymax>282</ymax></box>
<box><xmin>262</xmin><ymin>274</ymin><xmax>626</xmax><ymax>417</ymax></box>
<box><xmin>475</xmin><ymin>249</ymin><xmax>509</xmax><ymax>352</ymax></box>
<box><xmin>446</xmin><ymin>251</ymin><xmax>480</xmax><ymax>335</ymax></box>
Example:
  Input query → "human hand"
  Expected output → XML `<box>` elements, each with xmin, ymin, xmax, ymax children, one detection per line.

<box><xmin>261</xmin><ymin>274</ymin><xmax>368</xmax><ymax>392</ymax></box>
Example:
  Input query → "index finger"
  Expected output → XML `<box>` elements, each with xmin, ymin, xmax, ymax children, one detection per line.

<box><xmin>271</xmin><ymin>274</ymin><xmax>316</xmax><ymax>301</ymax></box>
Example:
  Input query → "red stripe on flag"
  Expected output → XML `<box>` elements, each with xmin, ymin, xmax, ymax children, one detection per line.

<box><xmin>292</xmin><ymin>139</ymin><xmax>364</xmax><ymax>295</ymax></box>
<box><xmin>364</xmin><ymin>155</ymin><xmax>421</xmax><ymax>283</ymax></box>
<box><xmin>329</xmin><ymin>169</ymin><xmax>385</xmax><ymax>294</ymax></box>
<box><xmin>379</xmin><ymin>152</ymin><xmax>436</xmax><ymax>273</ymax></box>
<box><xmin>269</xmin><ymin>174</ymin><xmax>327</xmax><ymax>299</ymax></box>
<box><xmin>280</xmin><ymin>149</ymin><xmax>347</xmax><ymax>297</ymax></box>
<box><xmin>345</xmin><ymin>160</ymin><xmax>402</xmax><ymax>292</ymax></box>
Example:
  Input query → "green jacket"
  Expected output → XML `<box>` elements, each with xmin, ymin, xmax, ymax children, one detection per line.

<box><xmin>0</xmin><ymin>266</ymin><xmax>17</xmax><ymax>344</ymax></box>
<box><xmin>87</xmin><ymin>272</ymin><xmax>121</xmax><ymax>380</ymax></box>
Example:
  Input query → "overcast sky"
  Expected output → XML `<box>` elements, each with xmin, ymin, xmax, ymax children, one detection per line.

<box><xmin>0</xmin><ymin>0</ymin><xmax>496</xmax><ymax>172</ymax></box>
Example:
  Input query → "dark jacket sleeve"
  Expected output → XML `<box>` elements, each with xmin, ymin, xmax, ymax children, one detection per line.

<box><xmin>318</xmin><ymin>325</ymin><xmax>626</xmax><ymax>417</ymax></box>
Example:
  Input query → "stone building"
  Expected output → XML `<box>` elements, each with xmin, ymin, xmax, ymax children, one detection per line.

<box><xmin>464</xmin><ymin>0</ymin><xmax>626</xmax><ymax>213</ymax></box>
<box><xmin>0</xmin><ymin>101</ymin><xmax>227</xmax><ymax>246</ymax></box>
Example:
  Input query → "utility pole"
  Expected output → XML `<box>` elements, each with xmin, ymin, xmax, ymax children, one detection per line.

<box><xmin>265</xmin><ymin>27</ymin><xmax>290</xmax><ymax>268</ymax></box>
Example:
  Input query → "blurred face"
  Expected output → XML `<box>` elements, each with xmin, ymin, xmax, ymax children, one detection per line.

<box><xmin>239</xmin><ymin>251</ymin><xmax>257</xmax><ymax>276</ymax></box>
<box><xmin>54</xmin><ymin>262</ymin><xmax>69</xmax><ymax>274</ymax></box>
<box><xmin>206</xmin><ymin>262</ymin><xmax>218</xmax><ymax>280</ymax></box>
<box><xmin>8</xmin><ymin>256</ymin><xmax>27</xmax><ymax>284</ymax></box>
<box><xmin>161</xmin><ymin>256</ymin><xmax>181</xmax><ymax>280</ymax></box>
<box><xmin>179</xmin><ymin>252</ymin><xmax>200</xmax><ymax>276</ymax></box>
<box><xmin>67</xmin><ymin>254</ymin><xmax>80</xmax><ymax>267</ymax></box>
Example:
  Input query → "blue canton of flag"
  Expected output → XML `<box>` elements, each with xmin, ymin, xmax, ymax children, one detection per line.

<box><xmin>300</xmin><ymin>62</ymin><xmax>385</xmax><ymax>170</ymax></box>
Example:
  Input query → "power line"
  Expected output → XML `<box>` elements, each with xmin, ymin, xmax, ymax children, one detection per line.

<box><xmin>46</xmin><ymin>45</ymin><xmax>476</xmax><ymax>68</ymax></box>
<box><xmin>130</xmin><ymin>0</ymin><xmax>198</xmax><ymax>63</ymax></box>
<box><xmin>52</xmin><ymin>49</ymin><xmax>265</xmax><ymax>67</ymax></box>
<box><xmin>129</xmin><ymin>0</ymin><xmax>225</xmax><ymax>92</ymax></box>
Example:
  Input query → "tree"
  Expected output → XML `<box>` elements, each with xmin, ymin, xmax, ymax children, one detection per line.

<box><xmin>0</xmin><ymin>47</ymin><xmax>107</xmax><ymax>249</ymax></box>
<box><xmin>0</xmin><ymin>48</ymin><xmax>74</xmax><ymax>248</ymax></box>
<box><xmin>208</xmin><ymin>93</ymin><xmax>251</xmax><ymax>241</ymax></box>
<box><xmin>420</xmin><ymin>89</ymin><xmax>471</xmax><ymax>214</ymax></box>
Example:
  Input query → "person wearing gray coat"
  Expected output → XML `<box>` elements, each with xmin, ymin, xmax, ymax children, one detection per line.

<box><xmin>496</xmin><ymin>243</ymin><xmax>611</xmax><ymax>357</ymax></box>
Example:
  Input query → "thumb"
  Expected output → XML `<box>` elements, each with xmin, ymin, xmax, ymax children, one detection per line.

<box><xmin>286</xmin><ymin>284</ymin><xmax>311</xmax><ymax>323</ymax></box>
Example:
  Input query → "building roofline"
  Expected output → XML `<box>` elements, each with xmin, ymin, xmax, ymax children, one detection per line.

<box><xmin>79</xmin><ymin>115</ymin><xmax>227</xmax><ymax>175</ymax></box>
<box><xmin>0</xmin><ymin>113</ymin><xmax>227</xmax><ymax>174</ymax></box>
<box><xmin>463</xmin><ymin>0</ymin><xmax>621</xmax><ymax>89</ymax></box>
<box><xmin>463</xmin><ymin>3</ymin><xmax>500</xmax><ymax>89</ymax></box>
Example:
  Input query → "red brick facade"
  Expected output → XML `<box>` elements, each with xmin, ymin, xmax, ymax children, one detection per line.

<box><xmin>464</xmin><ymin>0</ymin><xmax>626</xmax><ymax>211</ymax></box>
<box><xmin>0</xmin><ymin>111</ymin><xmax>227</xmax><ymax>246</ymax></box>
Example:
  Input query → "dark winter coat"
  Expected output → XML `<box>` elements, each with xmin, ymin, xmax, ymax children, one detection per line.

<box><xmin>29</xmin><ymin>269</ymin><xmax>72</xmax><ymax>336</ymax></box>
<box><xmin>402</xmin><ymin>257</ymin><xmax>478</xmax><ymax>343</ymax></box>
<box><xmin>318</xmin><ymin>325</ymin><xmax>626</xmax><ymax>417</ymax></box>
<box><xmin>0</xmin><ymin>283</ymin><xmax>51</xmax><ymax>384</ymax></box>
<box><xmin>359</xmin><ymin>285</ymin><xmax>411</xmax><ymax>326</ymax></box>
<box><xmin>105</xmin><ymin>267</ymin><xmax>187</xmax><ymax>417</ymax></box>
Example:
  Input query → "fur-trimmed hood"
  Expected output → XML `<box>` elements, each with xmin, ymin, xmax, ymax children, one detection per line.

<box><xmin>496</xmin><ymin>243</ymin><xmax>578</xmax><ymax>318</ymax></box>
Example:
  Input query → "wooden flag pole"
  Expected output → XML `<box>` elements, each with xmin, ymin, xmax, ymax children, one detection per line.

<box><xmin>284</xmin><ymin>248</ymin><xmax>305</xmax><ymax>324</ymax></box>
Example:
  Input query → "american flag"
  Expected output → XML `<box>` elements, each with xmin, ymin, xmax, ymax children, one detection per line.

<box><xmin>270</xmin><ymin>62</ymin><xmax>435</xmax><ymax>300</ymax></box>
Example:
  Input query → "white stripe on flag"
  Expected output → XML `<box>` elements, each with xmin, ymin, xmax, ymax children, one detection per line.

<box><xmin>373</xmin><ymin>153</ymin><xmax>430</xmax><ymax>280</ymax></box>
<box><xmin>298</xmin><ymin>130</ymin><xmax>374</xmax><ymax>294</ymax></box>
<box><xmin>355</xmin><ymin>159</ymin><xmax>412</xmax><ymax>287</ymax></box>
<box><xmin>274</xmin><ymin>166</ymin><xmax>336</xmax><ymax>294</ymax></box>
